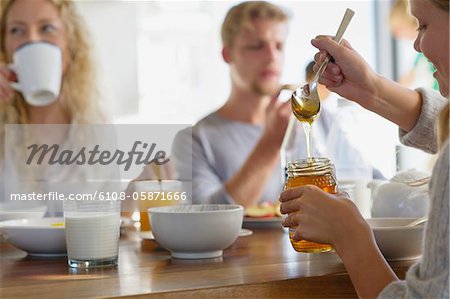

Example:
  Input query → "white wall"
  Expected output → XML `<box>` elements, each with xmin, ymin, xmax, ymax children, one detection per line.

<box><xmin>132</xmin><ymin>1</ymin><xmax>379</xmax><ymax>125</ymax></box>
<box><xmin>76</xmin><ymin>0</ymin><xmax>400</xmax><ymax>178</ymax></box>
<box><xmin>76</xmin><ymin>1</ymin><xmax>378</xmax><ymax>124</ymax></box>
<box><xmin>75</xmin><ymin>1</ymin><xmax>139</xmax><ymax>119</ymax></box>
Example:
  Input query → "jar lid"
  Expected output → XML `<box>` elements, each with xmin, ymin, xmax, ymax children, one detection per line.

<box><xmin>287</xmin><ymin>157</ymin><xmax>334</xmax><ymax>177</ymax></box>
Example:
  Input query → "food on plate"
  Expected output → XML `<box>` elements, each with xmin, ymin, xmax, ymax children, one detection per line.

<box><xmin>245</xmin><ymin>202</ymin><xmax>281</xmax><ymax>218</ymax></box>
<box><xmin>51</xmin><ymin>222</ymin><xmax>65</xmax><ymax>227</ymax></box>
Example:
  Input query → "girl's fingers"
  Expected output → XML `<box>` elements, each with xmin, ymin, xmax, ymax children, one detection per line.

<box><xmin>292</xmin><ymin>228</ymin><xmax>305</xmax><ymax>242</ymax></box>
<box><xmin>279</xmin><ymin>186</ymin><xmax>306</xmax><ymax>202</ymax></box>
<box><xmin>281</xmin><ymin>211</ymin><xmax>299</xmax><ymax>227</ymax></box>
<box><xmin>279</xmin><ymin>197</ymin><xmax>302</xmax><ymax>214</ymax></box>
<box><xmin>320</xmin><ymin>73</ymin><xmax>343</xmax><ymax>86</ymax></box>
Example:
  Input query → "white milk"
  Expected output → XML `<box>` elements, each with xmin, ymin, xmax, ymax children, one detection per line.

<box><xmin>65</xmin><ymin>213</ymin><xmax>120</xmax><ymax>260</ymax></box>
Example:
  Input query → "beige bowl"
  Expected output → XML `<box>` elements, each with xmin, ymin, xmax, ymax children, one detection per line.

<box><xmin>366</xmin><ymin>218</ymin><xmax>425</xmax><ymax>261</ymax></box>
<box><xmin>149</xmin><ymin>204</ymin><xmax>243</xmax><ymax>259</ymax></box>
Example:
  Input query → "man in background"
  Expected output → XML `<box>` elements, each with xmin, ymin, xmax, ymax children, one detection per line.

<box><xmin>172</xmin><ymin>1</ymin><xmax>383</xmax><ymax>215</ymax></box>
<box><xmin>172</xmin><ymin>1</ymin><xmax>306</xmax><ymax>207</ymax></box>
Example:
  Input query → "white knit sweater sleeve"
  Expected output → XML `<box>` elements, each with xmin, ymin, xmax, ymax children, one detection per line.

<box><xmin>398</xmin><ymin>88</ymin><xmax>447</xmax><ymax>154</ymax></box>
<box><xmin>379</xmin><ymin>88</ymin><xmax>449</xmax><ymax>298</ymax></box>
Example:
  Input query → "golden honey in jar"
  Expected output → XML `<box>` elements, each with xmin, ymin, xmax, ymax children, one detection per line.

<box><xmin>284</xmin><ymin>157</ymin><xmax>338</xmax><ymax>253</ymax></box>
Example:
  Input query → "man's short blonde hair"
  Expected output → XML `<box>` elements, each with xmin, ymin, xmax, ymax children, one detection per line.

<box><xmin>221</xmin><ymin>1</ymin><xmax>289</xmax><ymax>48</ymax></box>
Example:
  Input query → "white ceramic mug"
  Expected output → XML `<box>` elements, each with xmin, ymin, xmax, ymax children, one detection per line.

<box><xmin>9</xmin><ymin>42</ymin><xmax>62</xmax><ymax>106</ymax></box>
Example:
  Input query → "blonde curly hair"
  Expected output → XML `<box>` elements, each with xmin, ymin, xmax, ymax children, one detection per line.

<box><xmin>0</xmin><ymin>0</ymin><xmax>103</xmax><ymax>128</ymax></box>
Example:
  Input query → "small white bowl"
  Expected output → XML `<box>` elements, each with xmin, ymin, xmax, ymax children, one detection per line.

<box><xmin>0</xmin><ymin>203</ymin><xmax>47</xmax><ymax>221</ymax></box>
<box><xmin>149</xmin><ymin>204</ymin><xmax>244</xmax><ymax>259</ymax></box>
<box><xmin>366</xmin><ymin>217</ymin><xmax>425</xmax><ymax>261</ymax></box>
<box><xmin>0</xmin><ymin>217</ymin><xmax>66</xmax><ymax>256</ymax></box>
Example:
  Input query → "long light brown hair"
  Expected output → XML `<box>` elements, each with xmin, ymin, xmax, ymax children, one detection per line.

<box><xmin>429</xmin><ymin>0</ymin><xmax>449</xmax><ymax>145</ymax></box>
<box><xmin>390</xmin><ymin>0</ymin><xmax>417</xmax><ymax>31</ymax></box>
<box><xmin>438</xmin><ymin>103</ymin><xmax>449</xmax><ymax>146</ymax></box>
<box><xmin>0</xmin><ymin>0</ymin><xmax>103</xmax><ymax>128</ymax></box>
<box><xmin>430</xmin><ymin>0</ymin><xmax>449</xmax><ymax>11</ymax></box>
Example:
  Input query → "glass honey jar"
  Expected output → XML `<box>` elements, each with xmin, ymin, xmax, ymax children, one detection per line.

<box><xmin>284</xmin><ymin>157</ymin><xmax>338</xmax><ymax>253</ymax></box>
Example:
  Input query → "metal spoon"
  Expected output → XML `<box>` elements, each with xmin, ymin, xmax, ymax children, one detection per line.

<box><xmin>291</xmin><ymin>8</ymin><xmax>355</xmax><ymax>122</ymax></box>
<box><xmin>406</xmin><ymin>216</ymin><xmax>428</xmax><ymax>227</ymax></box>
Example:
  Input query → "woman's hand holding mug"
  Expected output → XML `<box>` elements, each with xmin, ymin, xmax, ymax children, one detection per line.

<box><xmin>0</xmin><ymin>42</ymin><xmax>63</xmax><ymax>107</ymax></box>
<box><xmin>0</xmin><ymin>64</ymin><xmax>16</xmax><ymax>103</ymax></box>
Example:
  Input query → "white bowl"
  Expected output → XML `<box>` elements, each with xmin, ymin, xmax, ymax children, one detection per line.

<box><xmin>149</xmin><ymin>204</ymin><xmax>244</xmax><ymax>259</ymax></box>
<box><xmin>0</xmin><ymin>218</ymin><xmax>66</xmax><ymax>256</ymax></box>
<box><xmin>366</xmin><ymin>218</ymin><xmax>425</xmax><ymax>261</ymax></box>
<box><xmin>0</xmin><ymin>203</ymin><xmax>47</xmax><ymax>221</ymax></box>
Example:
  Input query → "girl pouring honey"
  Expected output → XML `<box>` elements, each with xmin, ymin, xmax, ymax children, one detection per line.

<box><xmin>280</xmin><ymin>0</ymin><xmax>448</xmax><ymax>297</ymax></box>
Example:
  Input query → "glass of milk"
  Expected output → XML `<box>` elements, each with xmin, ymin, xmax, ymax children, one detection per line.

<box><xmin>64</xmin><ymin>198</ymin><xmax>121</xmax><ymax>268</ymax></box>
<box><xmin>337</xmin><ymin>165</ymin><xmax>373</xmax><ymax>219</ymax></box>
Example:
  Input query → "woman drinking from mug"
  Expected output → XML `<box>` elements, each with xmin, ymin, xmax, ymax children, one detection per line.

<box><xmin>0</xmin><ymin>0</ymin><xmax>103</xmax><ymax>125</ymax></box>
<box><xmin>280</xmin><ymin>0</ymin><xmax>448</xmax><ymax>298</ymax></box>
<box><xmin>0</xmin><ymin>0</ymin><xmax>116</xmax><ymax>216</ymax></box>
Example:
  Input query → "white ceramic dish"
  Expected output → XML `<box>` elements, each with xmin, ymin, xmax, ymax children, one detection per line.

<box><xmin>0</xmin><ymin>203</ymin><xmax>47</xmax><ymax>221</ymax></box>
<box><xmin>366</xmin><ymin>217</ymin><xmax>425</xmax><ymax>261</ymax></box>
<box><xmin>149</xmin><ymin>204</ymin><xmax>243</xmax><ymax>259</ymax></box>
<box><xmin>139</xmin><ymin>228</ymin><xmax>252</xmax><ymax>240</ymax></box>
<box><xmin>242</xmin><ymin>216</ymin><xmax>282</xmax><ymax>229</ymax></box>
<box><xmin>0</xmin><ymin>217</ymin><xmax>66</xmax><ymax>256</ymax></box>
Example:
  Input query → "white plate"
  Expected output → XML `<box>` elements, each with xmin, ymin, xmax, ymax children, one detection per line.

<box><xmin>139</xmin><ymin>228</ymin><xmax>253</xmax><ymax>240</ymax></box>
<box><xmin>0</xmin><ymin>218</ymin><xmax>66</xmax><ymax>256</ymax></box>
<box><xmin>138</xmin><ymin>231</ymin><xmax>155</xmax><ymax>240</ymax></box>
<box><xmin>120</xmin><ymin>217</ymin><xmax>135</xmax><ymax>228</ymax></box>
<box><xmin>238</xmin><ymin>228</ymin><xmax>253</xmax><ymax>237</ymax></box>
<box><xmin>242</xmin><ymin>217</ymin><xmax>282</xmax><ymax>228</ymax></box>
<box><xmin>0</xmin><ymin>203</ymin><xmax>47</xmax><ymax>221</ymax></box>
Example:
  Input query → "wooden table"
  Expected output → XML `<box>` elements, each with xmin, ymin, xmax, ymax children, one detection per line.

<box><xmin>0</xmin><ymin>226</ymin><xmax>414</xmax><ymax>298</ymax></box>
